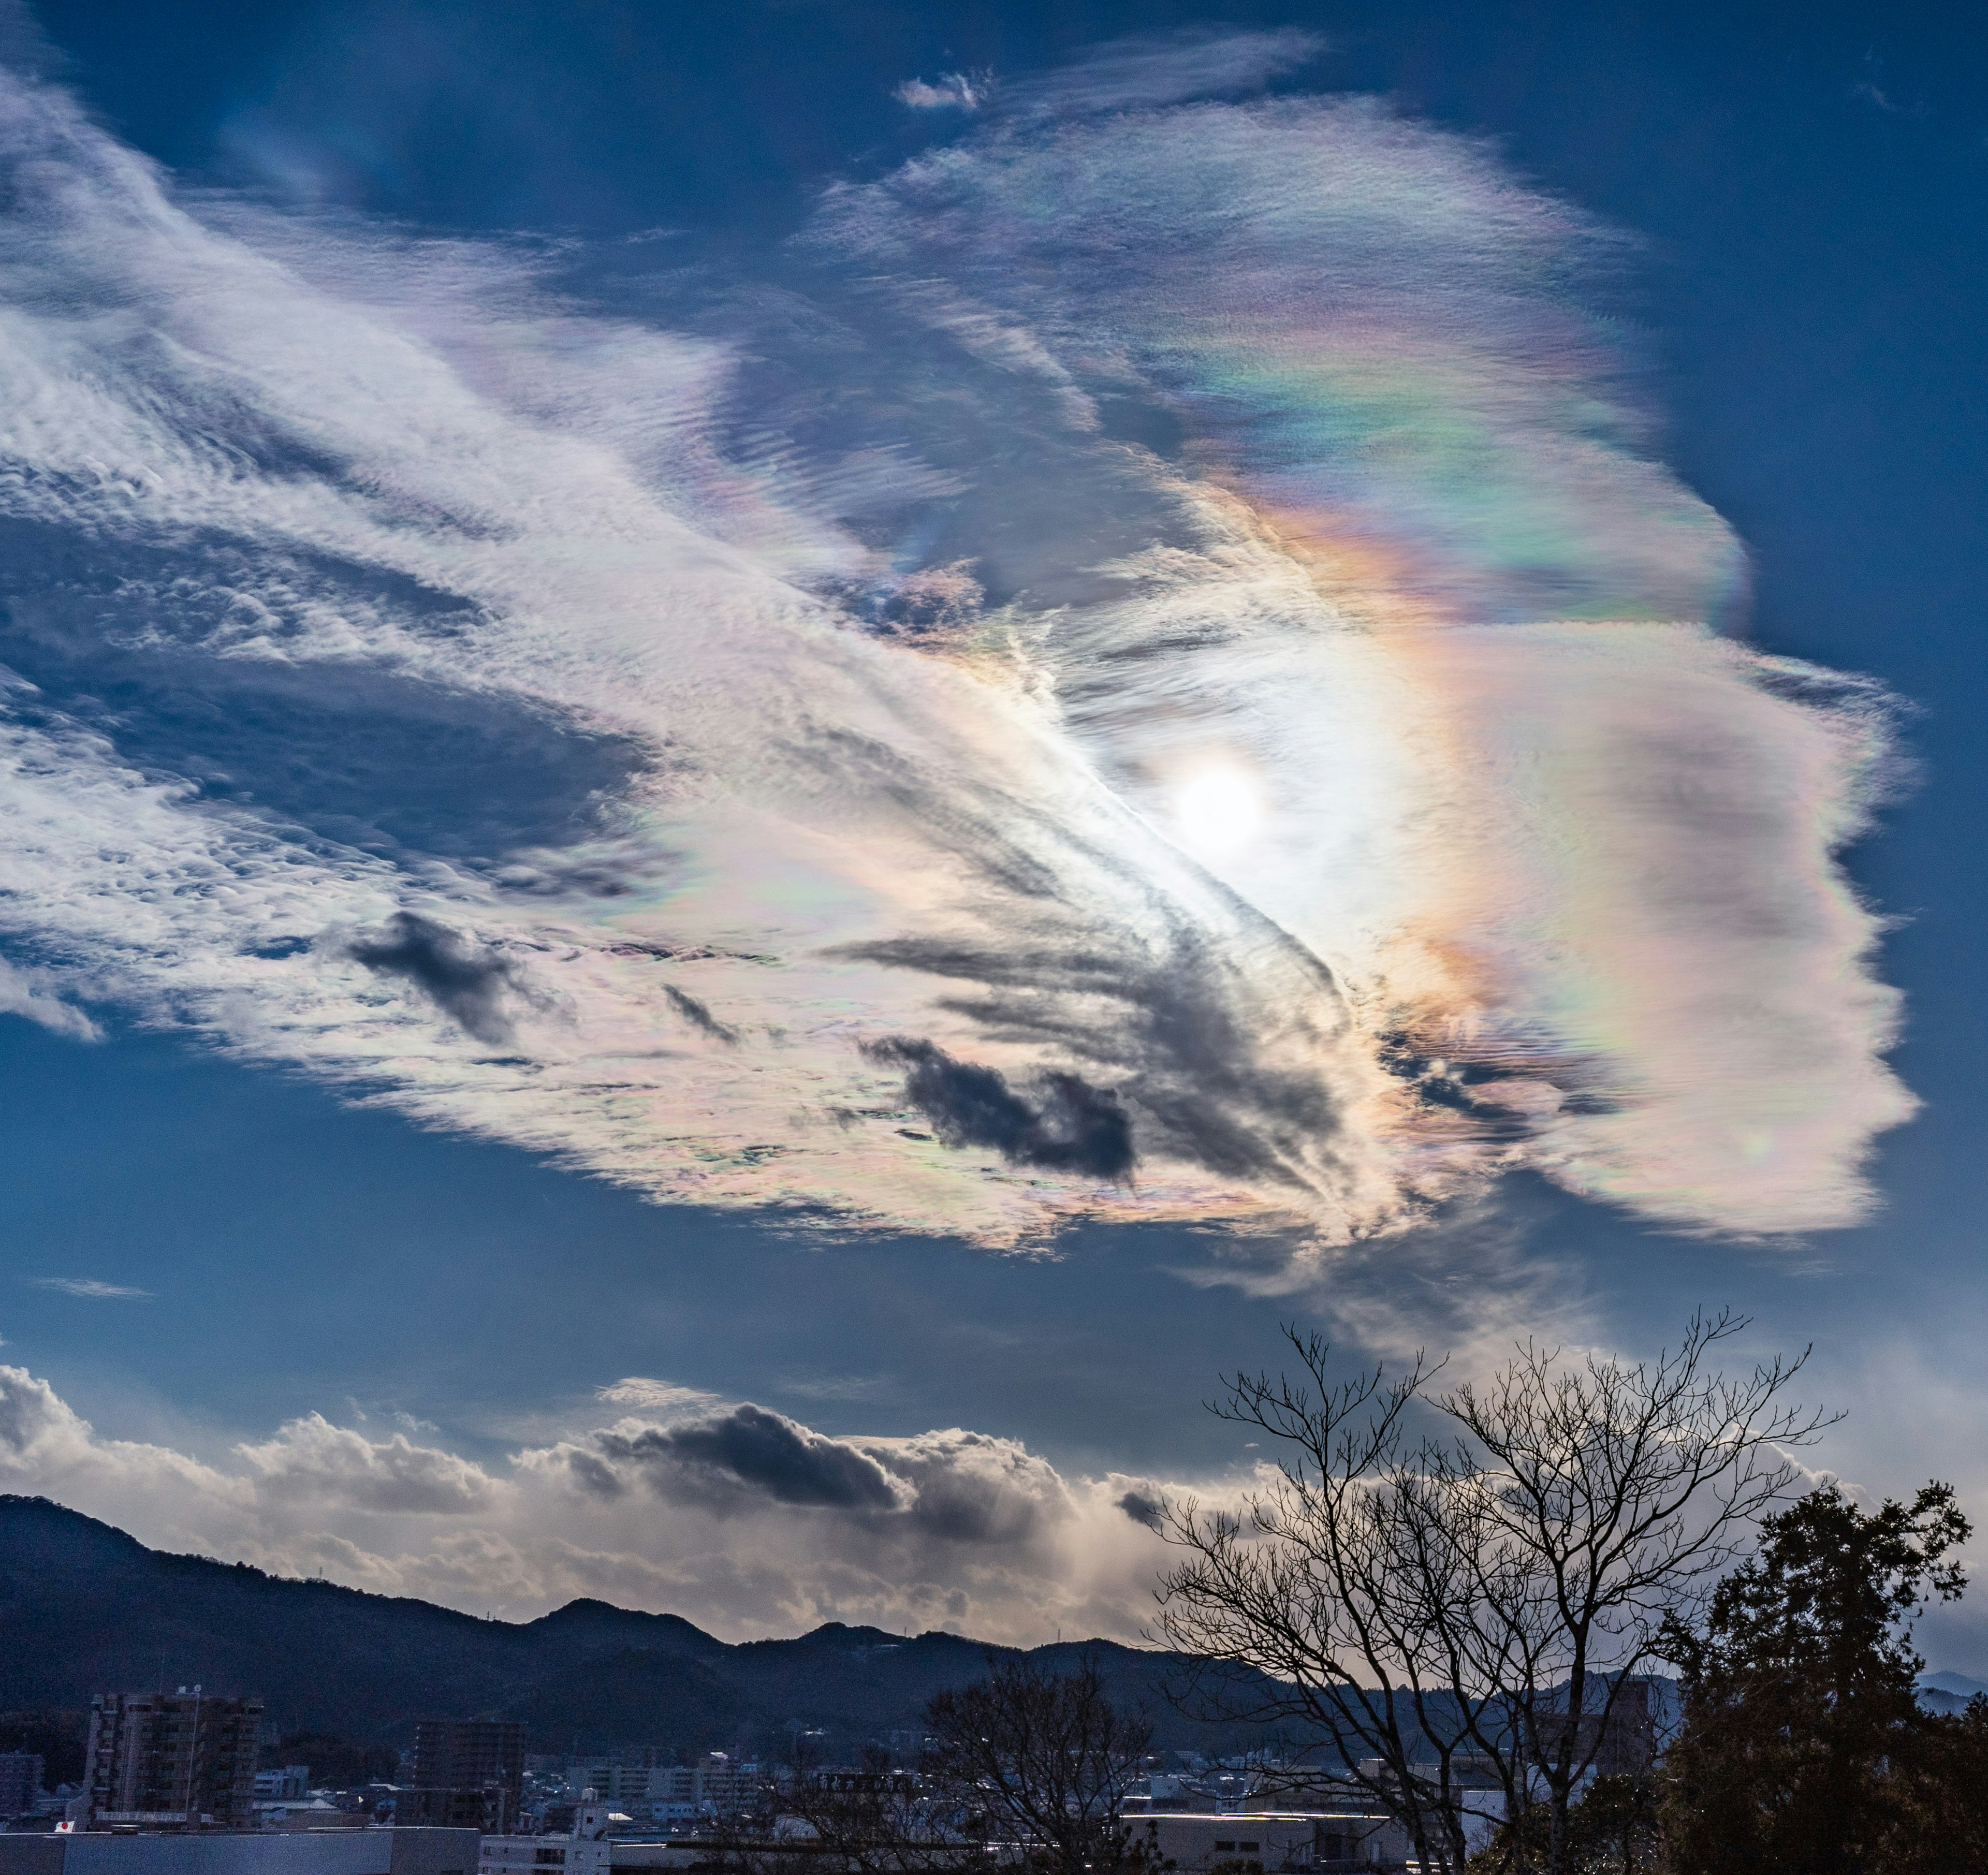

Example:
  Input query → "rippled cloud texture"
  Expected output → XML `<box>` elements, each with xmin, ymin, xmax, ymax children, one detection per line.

<box><xmin>0</xmin><ymin>31</ymin><xmax>1909</xmax><ymax>1249</ymax></box>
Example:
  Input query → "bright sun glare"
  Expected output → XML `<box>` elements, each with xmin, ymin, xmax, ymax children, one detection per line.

<box><xmin>1171</xmin><ymin>763</ymin><xmax>1266</xmax><ymax>856</ymax></box>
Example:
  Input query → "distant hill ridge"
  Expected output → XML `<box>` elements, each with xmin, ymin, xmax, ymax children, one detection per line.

<box><xmin>0</xmin><ymin>1495</ymin><xmax>1266</xmax><ymax>1755</ymax></box>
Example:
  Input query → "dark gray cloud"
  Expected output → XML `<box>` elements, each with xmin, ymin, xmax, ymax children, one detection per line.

<box><xmin>348</xmin><ymin>913</ymin><xmax>527</xmax><ymax>1046</ymax></box>
<box><xmin>663</xmin><ymin>984</ymin><xmax>740</xmax><ymax>1045</ymax></box>
<box><xmin>863</xmin><ymin>1037</ymin><xmax>1135</xmax><ymax>1180</ymax></box>
<box><xmin>561</xmin><ymin>1449</ymin><xmax>626</xmax><ymax>1500</ymax></box>
<box><xmin>1117</xmin><ymin>1489</ymin><xmax>1164</xmax><ymax>1530</ymax></box>
<box><xmin>594</xmin><ymin>1404</ymin><xmax>902</xmax><ymax>1511</ymax></box>
<box><xmin>563</xmin><ymin>1408</ymin><xmax>1069</xmax><ymax>1548</ymax></box>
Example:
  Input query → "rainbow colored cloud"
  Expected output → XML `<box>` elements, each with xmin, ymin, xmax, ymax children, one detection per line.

<box><xmin>0</xmin><ymin>34</ymin><xmax>1910</xmax><ymax>1251</ymax></box>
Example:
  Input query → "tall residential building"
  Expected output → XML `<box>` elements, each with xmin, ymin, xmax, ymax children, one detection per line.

<box><xmin>403</xmin><ymin>1720</ymin><xmax>527</xmax><ymax>1834</ymax></box>
<box><xmin>0</xmin><ymin>1752</ymin><xmax>44</xmax><ymax>1818</ymax></box>
<box><xmin>82</xmin><ymin>1691</ymin><xmax>262</xmax><ymax>1830</ymax></box>
<box><xmin>396</xmin><ymin>1789</ymin><xmax>513</xmax><ymax>1834</ymax></box>
<box><xmin>410</xmin><ymin>1721</ymin><xmax>525</xmax><ymax>1804</ymax></box>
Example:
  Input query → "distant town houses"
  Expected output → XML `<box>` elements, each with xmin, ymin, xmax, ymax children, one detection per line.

<box><xmin>551</xmin><ymin>1756</ymin><xmax>762</xmax><ymax>1832</ymax></box>
<box><xmin>477</xmin><ymin>1794</ymin><xmax>612</xmax><ymax>1875</ymax></box>
<box><xmin>0</xmin><ymin>1682</ymin><xmax>1554</xmax><ymax>1874</ymax></box>
<box><xmin>0</xmin><ymin>1698</ymin><xmax>787</xmax><ymax>1853</ymax></box>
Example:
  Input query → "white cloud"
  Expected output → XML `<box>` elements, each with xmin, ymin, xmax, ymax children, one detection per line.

<box><xmin>895</xmin><ymin>73</ymin><xmax>983</xmax><ymax>111</ymax></box>
<box><xmin>32</xmin><ymin>1278</ymin><xmax>152</xmax><ymax>1299</ymax></box>
<box><xmin>820</xmin><ymin>75</ymin><xmax>1911</xmax><ymax>1240</ymax></box>
<box><xmin>233</xmin><ymin>1413</ymin><xmax>502</xmax><ymax>1515</ymax></box>
<box><xmin>1007</xmin><ymin>27</ymin><xmax>1324</xmax><ymax>115</ymax></box>
<box><xmin>0</xmin><ymin>41</ymin><xmax>1910</xmax><ymax>1267</ymax></box>
<box><xmin>0</xmin><ymin>1366</ymin><xmax>255</xmax><ymax>1554</ymax></box>
<box><xmin>0</xmin><ymin>956</ymin><xmax>97</xmax><ymax>1039</ymax></box>
<box><xmin>0</xmin><ymin>1363</ymin><xmax>1191</xmax><ymax>1644</ymax></box>
<box><xmin>595</xmin><ymin>1378</ymin><xmax>726</xmax><ymax>1415</ymax></box>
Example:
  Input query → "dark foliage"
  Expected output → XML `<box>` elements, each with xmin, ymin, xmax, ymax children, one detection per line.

<box><xmin>1469</xmin><ymin>1776</ymin><xmax>1661</xmax><ymax>1875</ymax></box>
<box><xmin>1659</xmin><ymin>1482</ymin><xmax>1970</xmax><ymax>1875</ymax></box>
<box><xmin>1877</xmin><ymin>1693</ymin><xmax>1988</xmax><ymax>1873</ymax></box>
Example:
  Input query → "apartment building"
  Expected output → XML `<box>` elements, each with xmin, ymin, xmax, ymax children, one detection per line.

<box><xmin>1131</xmin><ymin>1812</ymin><xmax>1409</xmax><ymax>1873</ymax></box>
<box><xmin>401</xmin><ymin>1723</ymin><xmax>528</xmax><ymax>1835</ymax></box>
<box><xmin>81</xmin><ymin>1692</ymin><xmax>262</xmax><ymax>1831</ymax></box>
<box><xmin>408</xmin><ymin>1727</ymin><xmax>524</xmax><ymax>1809</ymax></box>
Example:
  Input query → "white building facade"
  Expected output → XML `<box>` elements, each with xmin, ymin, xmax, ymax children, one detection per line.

<box><xmin>482</xmin><ymin>1799</ymin><xmax>612</xmax><ymax>1875</ymax></box>
<box><xmin>557</xmin><ymin>1759</ymin><xmax>758</xmax><ymax>1827</ymax></box>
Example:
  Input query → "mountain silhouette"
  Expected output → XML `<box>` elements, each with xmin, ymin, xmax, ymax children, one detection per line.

<box><xmin>0</xmin><ymin>1495</ymin><xmax>1270</xmax><ymax>1757</ymax></box>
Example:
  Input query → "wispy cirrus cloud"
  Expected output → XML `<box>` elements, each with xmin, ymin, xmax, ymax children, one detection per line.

<box><xmin>0</xmin><ymin>33</ymin><xmax>1909</xmax><ymax>1273</ymax></box>
<box><xmin>32</xmin><ymin>1278</ymin><xmax>153</xmax><ymax>1300</ymax></box>
<box><xmin>595</xmin><ymin>1378</ymin><xmax>726</xmax><ymax>1416</ymax></box>
<box><xmin>997</xmin><ymin>26</ymin><xmax>1324</xmax><ymax>117</ymax></box>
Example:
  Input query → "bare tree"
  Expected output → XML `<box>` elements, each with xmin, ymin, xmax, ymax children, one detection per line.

<box><xmin>722</xmin><ymin>1656</ymin><xmax>1152</xmax><ymax>1875</ymax></box>
<box><xmin>745</xmin><ymin>1745</ymin><xmax>970</xmax><ymax>1875</ymax></box>
<box><xmin>922</xmin><ymin>1653</ymin><xmax>1154</xmax><ymax>1875</ymax></box>
<box><xmin>1152</xmin><ymin>1312</ymin><xmax>1829</xmax><ymax>1875</ymax></box>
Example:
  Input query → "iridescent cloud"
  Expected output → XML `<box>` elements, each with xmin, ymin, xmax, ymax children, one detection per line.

<box><xmin>0</xmin><ymin>36</ymin><xmax>1910</xmax><ymax>1252</ymax></box>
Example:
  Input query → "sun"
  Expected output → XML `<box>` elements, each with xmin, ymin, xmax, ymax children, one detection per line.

<box><xmin>1170</xmin><ymin>761</ymin><xmax>1266</xmax><ymax>858</ymax></box>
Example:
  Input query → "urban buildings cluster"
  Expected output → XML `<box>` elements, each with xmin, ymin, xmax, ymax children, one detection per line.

<box><xmin>0</xmin><ymin>1701</ymin><xmax>851</xmax><ymax>1848</ymax></box>
<box><xmin>1</xmin><ymin>1708</ymin><xmax>785</xmax><ymax>1840</ymax></box>
<box><xmin>0</xmin><ymin>1691</ymin><xmax>1460</xmax><ymax>1874</ymax></box>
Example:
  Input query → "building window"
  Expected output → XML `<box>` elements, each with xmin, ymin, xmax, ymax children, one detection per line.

<box><xmin>1215</xmin><ymin>1843</ymin><xmax>1235</xmax><ymax>1852</ymax></box>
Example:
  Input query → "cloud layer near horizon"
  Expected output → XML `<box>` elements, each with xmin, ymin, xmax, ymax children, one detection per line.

<box><xmin>0</xmin><ymin>1364</ymin><xmax>1177</xmax><ymax>1643</ymax></box>
<box><xmin>0</xmin><ymin>33</ymin><xmax>1911</xmax><ymax>1251</ymax></box>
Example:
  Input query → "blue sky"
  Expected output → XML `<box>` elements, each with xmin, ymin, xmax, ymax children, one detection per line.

<box><xmin>0</xmin><ymin>0</ymin><xmax>1984</xmax><ymax>1659</ymax></box>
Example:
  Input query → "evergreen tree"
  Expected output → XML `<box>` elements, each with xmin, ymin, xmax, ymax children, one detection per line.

<box><xmin>1659</xmin><ymin>1482</ymin><xmax>1968</xmax><ymax>1874</ymax></box>
<box><xmin>1877</xmin><ymin>1692</ymin><xmax>1988</xmax><ymax>1874</ymax></box>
